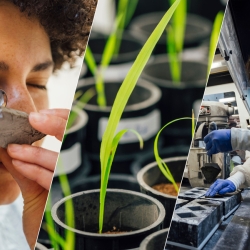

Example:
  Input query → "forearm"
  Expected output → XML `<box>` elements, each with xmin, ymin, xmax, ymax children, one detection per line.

<box><xmin>231</xmin><ymin>127</ymin><xmax>250</xmax><ymax>151</ymax></box>
<box><xmin>230</xmin><ymin>155</ymin><xmax>250</xmax><ymax>188</ymax></box>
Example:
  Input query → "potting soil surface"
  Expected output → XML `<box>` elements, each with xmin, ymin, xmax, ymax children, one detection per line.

<box><xmin>104</xmin><ymin>226</ymin><xmax>133</xmax><ymax>234</ymax></box>
<box><xmin>152</xmin><ymin>183</ymin><xmax>181</xmax><ymax>196</ymax></box>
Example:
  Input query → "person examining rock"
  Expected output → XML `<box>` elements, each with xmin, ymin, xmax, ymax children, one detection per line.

<box><xmin>0</xmin><ymin>1</ymin><xmax>97</xmax><ymax>249</ymax></box>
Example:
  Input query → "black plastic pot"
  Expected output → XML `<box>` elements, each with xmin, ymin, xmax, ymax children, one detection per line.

<box><xmin>72</xmin><ymin>174</ymin><xmax>140</xmax><ymax>193</ymax></box>
<box><xmin>130</xmin><ymin>12</ymin><xmax>211</xmax><ymax>54</ymax></box>
<box><xmin>137</xmin><ymin>156</ymin><xmax>187</xmax><ymax>228</ymax></box>
<box><xmin>139</xmin><ymin>228</ymin><xmax>169</xmax><ymax>250</ymax></box>
<box><xmin>35</xmin><ymin>242</ymin><xmax>49</xmax><ymax>250</ymax></box>
<box><xmin>77</xmin><ymin>78</ymin><xmax>161</xmax><ymax>174</ymax></box>
<box><xmin>141</xmin><ymin>54</ymin><xmax>207</xmax><ymax>146</ymax></box>
<box><xmin>131</xmin><ymin>145</ymin><xmax>189</xmax><ymax>177</ymax></box>
<box><xmin>85</xmin><ymin>32</ymin><xmax>143</xmax><ymax>81</ymax></box>
<box><xmin>51</xmin><ymin>189</ymin><xmax>165</xmax><ymax>250</ymax></box>
<box><xmin>55</xmin><ymin>107</ymin><xmax>90</xmax><ymax>178</ymax></box>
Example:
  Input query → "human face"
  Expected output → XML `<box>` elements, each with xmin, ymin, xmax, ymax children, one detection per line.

<box><xmin>0</xmin><ymin>2</ymin><xmax>53</xmax><ymax>204</ymax></box>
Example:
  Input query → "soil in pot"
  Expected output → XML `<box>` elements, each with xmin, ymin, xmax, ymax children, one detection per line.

<box><xmin>137</xmin><ymin>156</ymin><xmax>187</xmax><ymax>228</ymax></box>
<box><xmin>51</xmin><ymin>189</ymin><xmax>165</xmax><ymax>250</ymax></box>
<box><xmin>77</xmin><ymin>78</ymin><xmax>161</xmax><ymax>174</ymax></box>
<box><xmin>152</xmin><ymin>182</ymin><xmax>181</xmax><ymax>196</ymax></box>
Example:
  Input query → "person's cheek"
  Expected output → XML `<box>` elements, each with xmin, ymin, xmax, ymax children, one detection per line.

<box><xmin>28</xmin><ymin>88</ymin><xmax>49</xmax><ymax>111</ymax></box>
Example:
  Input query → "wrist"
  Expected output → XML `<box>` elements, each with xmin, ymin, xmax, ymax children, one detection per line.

<box><xmin>228</xmin><ymin>171</ymin><xmax>245</xmax><ymax>189</ymax></box>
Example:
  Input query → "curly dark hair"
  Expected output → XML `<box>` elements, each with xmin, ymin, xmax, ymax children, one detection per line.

<box><xmin>9</xmin><ymin>0</ymin><xmax>97</xmax><ymax>70</ymax></box>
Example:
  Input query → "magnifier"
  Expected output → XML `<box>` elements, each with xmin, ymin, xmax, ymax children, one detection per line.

<box><xmin>0</xmin><ymin>90</ymin><xmax>7</xmax><ymax>107</ymax></box>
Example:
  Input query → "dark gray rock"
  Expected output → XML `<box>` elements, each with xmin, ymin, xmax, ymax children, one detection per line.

<box><xmin>178</xmin><ymin>187</ymin><xmax>208</xmax><ymax>201</ymax></box>
<box><xmin>175</xmin><ymin>199</ymin><xmax>189</xmax><ymax>209</ymax></box>
<box><xmin>168</xmin><ymin>199</ymin><xmax>223</xmax><ymax>248</ymax></box>
<box><xmin>0</xmin><ymin>107</ymin><xmax>46</xmax><ymax>148</ymax></box>
<box><xmin>205</xmin><ymin>191</ymin><xmax>242</xmax><ymax>217</ymax></box>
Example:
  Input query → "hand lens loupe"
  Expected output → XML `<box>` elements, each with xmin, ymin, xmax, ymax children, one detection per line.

<box><xmin>0</xmin><ymin>90</ymin><xmax>7</xmax><ymax>107</ymax></box>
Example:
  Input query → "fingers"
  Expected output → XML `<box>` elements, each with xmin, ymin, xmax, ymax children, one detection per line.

<box><xmin>218</xmin><ymin>187</ymin><xmax>232</xmax><ymax>195</ymax></box>
<box><xmin>207</xmin><ymin>144</ymin><xmax>217</xmax><ymax>156</ymax></box>
<box><xmin>7</xmin><ymin>144</ymin><xmax>58</xmax><ymax>190</ymax></box>
<box><xmin>39</xmin><ymin>109</ymin><xmax>70</xmax><ymax>120</ymax></box>
<box><xmin>204</xmin><ymin>134</ymin><xmax>210</xmax><ymax>144</ymax></box>
<box><xmin>206</xmin><ymin>179</ymin><xmax>227</xmax><ymax>197</ymax></box>
<box><xmin>12</xmin><ymin>160</ymin><xmax>52</xmax><ymax>190</ymax></box>
<box><xmin>204</xmin><ymin>139</ymin><xmax>212</xmax><ymax>152</ymax></box>
<box><xmin>205</xmin><ymin>180</ymin><xmax>219</xmax><ymax>197</ymax></box>
<box><xmin>7</xmin><ymin>144</ymin><xmax>58</xmax><ymax>171</ymax></box>
<box><xmin>29</xmin><ymin>111</ymin><xmax>68</xmax><ymax>141</ymax></box>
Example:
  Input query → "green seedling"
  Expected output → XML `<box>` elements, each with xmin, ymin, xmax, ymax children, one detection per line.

<box><xmin>154</xmin><ymin>112</ymin><xmax>196</xmax><ymax>193</ymax></box>
<box><xmin>154</xmin><ymin>117</ymin><xmax>193</xmax><ymax>192</ymax></box>
<box><xmin>99</xmin><ymin>0</ymin><xmax>182</xmax><ymax>233</ymax></box>
<box><xmin>114</xmin><ymin>0</ymin><xmax>139</xmax><ymax>55</ymax></box>
<box><xmin>207</xmin><ymin>11</ymin><xmax>224</xmax><ymax>77</ymax></box>
<box><xmin>44</xmin><ymin>160</ymin><xmax>75</xmax><ymax>250</ymax></box>
<box><xmin>167</xmin><ymin>0</ymin><xmax>187</xmax><ymax>84</ymax></box>
<box><xmin>84</xmin><ymin>0</ymin><xmax>138</xmax><ymax>107</ymax></box>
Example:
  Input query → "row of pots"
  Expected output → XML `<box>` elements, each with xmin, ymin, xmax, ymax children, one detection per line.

<box><xmin>65</xmin><ymin>54</ymin><xmax>206</xmax><ymax>175</ymax></box>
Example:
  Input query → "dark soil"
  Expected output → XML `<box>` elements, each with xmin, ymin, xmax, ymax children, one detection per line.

<box><xmin>103</xmin><ymin>226</ymin><xmax>133</xmax><ymax>234</ymax></box>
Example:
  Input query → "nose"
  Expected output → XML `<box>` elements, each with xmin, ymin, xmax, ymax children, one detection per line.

<box><xmin>4</xmin><ymin>82</ymin><xmax>37</xmax><ymax>114</ymax></box>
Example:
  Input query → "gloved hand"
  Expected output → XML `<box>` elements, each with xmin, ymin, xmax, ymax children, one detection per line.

<box><xmin>204</xmin><ymin>129</ymin><xmax>232</xmax><ymax>156</ymax></box>
<box><xmin>205</xmin><ymin>179</ymin><xmax>236</xmax><ymax>197</ymax></box>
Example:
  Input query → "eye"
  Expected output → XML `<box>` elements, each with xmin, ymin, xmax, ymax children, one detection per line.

<box><xmin>27</xmin><ymin>83</ymin><xmax>47</xmax><ymax>90</ymax></box>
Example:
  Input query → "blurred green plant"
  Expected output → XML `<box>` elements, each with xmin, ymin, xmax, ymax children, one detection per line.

<box><xmin>43</xmin><ymin>162</ymin><xmax>75</xmax><ymax>250</ymax></box>
<box><xmin>84</xmin><ymin>0</ymin><xmax>138</xmax><ymax>107</ymax></box>
<box><xmin>166</xmin><ymin>0</ymin><xmax>187</xmax><ymax>84</ymax></box>
<box><xmin>207</xmin><ymin>11</ymin><xmax>224</xmax><ymax>77</ymax></box>
<box><xmin>43</xmin><ymin>89</ymin><xmax>97</xmax><ymax>249</ymax></box>
<box><xmin>99</xmin><ymin>0</ymin><xmax>182</xmax><ymax>233</ymax></box>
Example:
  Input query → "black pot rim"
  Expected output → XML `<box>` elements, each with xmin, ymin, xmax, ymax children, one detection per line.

<box><xmin>141</xmin><ymin>54</ymin><xmax>208</xmax><ymax>89</ymax></box>
<box><xmin>88</xmin><ymin>31</ymin><xmax>144</xmax><ymax>63</ymax></box>
<box><xmin>65</xmin><ymin>107</ymin><xmax>88</xmax><ymax>135</ymax></box>
<box><xmin>130</xmin><ymin>12</ymin><xmax>212</xmax><ymax>44</ymax></box>
<box><xmin>137</xmin><ymin>156</ymin><xmax>187</xmax><ymax>199</ymax></box>
<box><xmin>35</xmin><ymin>242</ymin><xmax>49</xmax><ymax>250</ymax></box>
<box><xmin>51</xmin><ymin>189</ymin><xmax>165</xmax><ymax>238</ymax></box>
<box><xmin>139</xmin><ymin>228</ymin><xmax>169</xmax><ymax>250</ymax></box>
<box><xmin>77</xmin><ymin>78</ymin><xmax>161</xmax><ymax>112</ymax></box>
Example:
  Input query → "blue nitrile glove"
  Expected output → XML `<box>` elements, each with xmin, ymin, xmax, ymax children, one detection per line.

<box><xmin>204</xmin><ymin>129</ymin><xmax>232</xmax><ymax>156</ymax></box>
<box><xmin>205</xmin><ymin>179</ymin><xmax>236</xmax><ymax>197</ymax></box>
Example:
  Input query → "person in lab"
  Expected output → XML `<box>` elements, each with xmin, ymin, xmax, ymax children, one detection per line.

<box><xmin>0</xmin><ymin>1</ymin><xmax>96</xmax><ymax>249</ymax></box>
<box><xmin>204</xmin><ymin>128</ymin><xmax>250</xmax><ymax>197</ymax></box>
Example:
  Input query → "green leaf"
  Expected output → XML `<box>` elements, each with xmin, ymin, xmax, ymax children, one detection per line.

<box><xmin>167</xmin><ymin>0</ymin><xmax>187</xmax><ymax>84</ymax></box>
<box><xmin>100</xmin><ymin>0</ymin><xmax>182</xmax><ymax>177</ymax></box>
<box><xmin>208</xmin><ymin>11</ymin><xmax>224</xmax><ymax>77</ymax></box>
<box><xmin>85</xmin><ymin>46</ymin><xmax>97</xmax><ymax>76</ymax></box>
<box><xmin>154</xmin><ymin>117</ymin><xmax>193</xmax><ymax>192</ymax></box>
<box><xmin>99</xmin><ymin>129</ymin><xmax>143</xmax><ymax>233</ymax></box>
<box><xmin>57</xmin><ymin>158</ymin><xmax>75</xmax><ymax>249</ymax></box>
<box><xmin>124</xmin><ymin>0</ymin><xmax>138</xmax><ymax>27</ymax></box>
